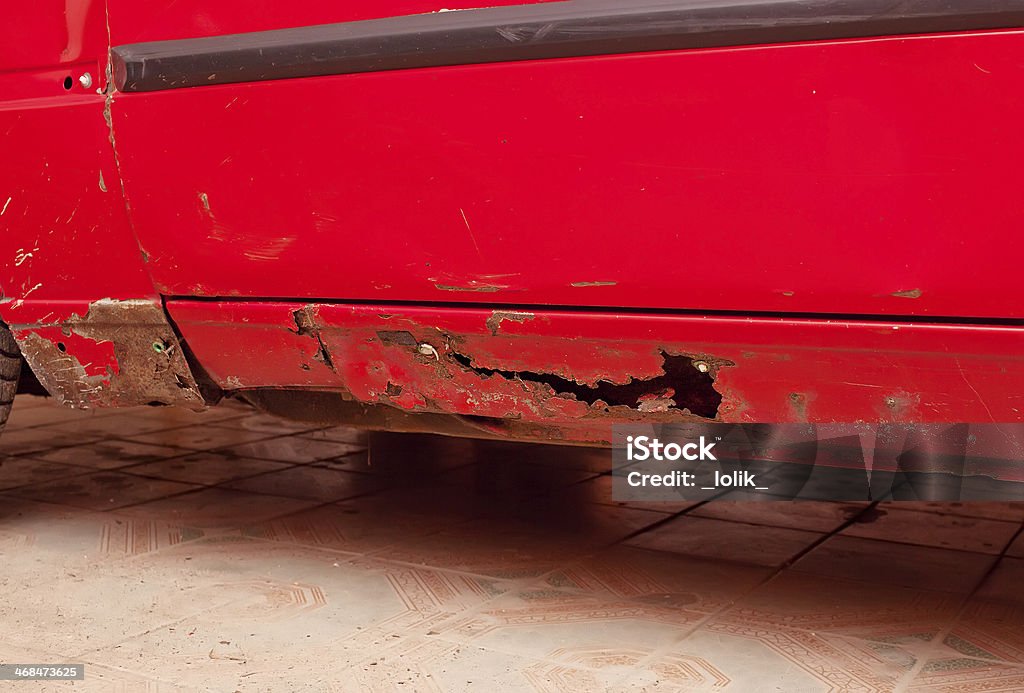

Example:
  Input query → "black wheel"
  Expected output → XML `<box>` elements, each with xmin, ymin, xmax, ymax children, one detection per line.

<box><xmin>0</xmin><ymin>326</ymin><xmax>21</xmax><ymax>430</ymax></box>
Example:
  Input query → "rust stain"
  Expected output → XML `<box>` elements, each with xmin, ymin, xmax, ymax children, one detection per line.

<box><xmin>891</xmin><ymin>288</ymin><xmax>922</xmax><ymax>299</ymax></box>
<box><xmin>12</xmin><ymin>299</ymin><xmax>204</xmax><ymax>409</ymax></box>
<box><xmin>570</xmin><ymin>281</ymin><xmax>617</xmax><ymax>288</ymax></box>
<box><xmin>291</xmin><ymin>305</ymin><xmax>336</xmax><ymax>372</ymax></box>
<box><xmin>485</xmin><ymin>310</ymin><xmax>535</xmax><ymax>336</ymax></box>
<box><xmin>434</xmin><ymin>283</ymin><xmax>504</xmax><ymax>293</ymax></box>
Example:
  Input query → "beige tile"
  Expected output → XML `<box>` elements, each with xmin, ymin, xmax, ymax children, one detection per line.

<box><xmin>35</xmin><ymin>439</ymin><xmax>191</xmax><ymax>470</ymax></box>
<box><xmin>43</xmin><ymin>414</ymin><xmax>193</xmax><ymax>437</ymax></box>
<box><xmin>842</xmin><ymin>506</ymin><xmax>1019</xmax><ymax>554</ymax></box>
<box><xmin>0</xmin><ymin>427</ymin><xmax>103</xmax><ymax>455</ymax></box>
<box><xmin>125</xmin><ymin>426</ymin><xmax>276</xmax><ymax>451</ymax></box>
<box><xmin>4</xmin><ymin>402</ymin><xmax>1023</xmax><ymax>691</ymax></box>
<box><xmin>793</xmin><ymin>535</ymin><xmax>996</xmax><ymax>593</ymax></box>
<box><xmin>1003</xmin><ymin>531</ymin><xmax>1024</xmax><ymax>559</ymax></box>
<box><xmin>692</xmin><ymin>500</ymin><xmax>866</xmax><ymax>532</ymax></box>
<box><xmin>126</xmin><ymin>452</ymin><xmax>290</xmax><ymax>486</ymax></box>
<box><xmin>626</xmin><ymin>516</ymin><xmax>824</xmax><ymax>567</ymax></box>
<box><xmin>209</xmin><ymin>412</ymin><xmax>327</xmax><ymax>434</ymax></box>
<box><xmin>676</xmin><ymin>626</ymin><xmax>909</xmax><ymax>692</ymax></box>
<box><xmin>881</xmin><ymin>501</ymin><xmax>1024</xmax><ymax>522</ymax></box>
<box><xmin>974</xmin><ymin>557</ymin><xmax>1024</xmax><ymax>607</ymax></box>
<box><xmin>13</xmin><ymin>471</ymin><xmax>200</xmax><ymax>511</ymax></box>
<box><xmin>544</xmin><ymin>545</ymin><xmax>771</xmax><ymax>612</ymax></box>
<box><xmin>943</xmin><ymin>599</ymin><xmax>1024</xmax><ymax>665</ymax></box>
<box><xmin>373</xmin><ymin>506</ymin><xmax>665</xmax><ymax>579</ymax></box>
<box><xmin>907</xmin><ymin>657</ymin><xmax>1024</xmax><ymax>691</ymax></box>
<box><xmin>243</xmin><ymin>498</ymin><xmax>467</xmax><ymax>554</ymax></box>
<box><xmin>215</xmin><ymin>435</ymin><xmax>363</xmax><ymax>463</ymax></box>
<box><xmin>559</xmin><ymin>473</ymin><xmax>700</xmax><ymax>514</ymax></box>
<box><xmin>0</xmin><ymin>457</ymin><xmax>87</xmax><ymax>491</ymax></box>
<box><xmin>223</xmin><ymin>466</ymin><xmax>387</xmax><ymax>502</ymax></box>
<box><xmin>115</xmin><ymin>487</ymin><xmax>319</xmax><ymax>529</ymax></box>
<box><xmin>298</xmin><ymin>426</ymin><xmax>369</xmax><ymax>445</ymax></box>
<box><xmin>3</xmin><ymin>400</ymin><xmax>115</xmax><ymax>429</ymax></box>
<box><xmin>721</xmin><ymin>570</ymin><xmax>962</xmax><ymax>643</ymax></box>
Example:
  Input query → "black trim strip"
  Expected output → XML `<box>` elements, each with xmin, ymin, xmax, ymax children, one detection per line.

<box><xmin>163</xmin><ymin>295</ymin><xmax>1024</xmax><ymax>329</ymax></box>
<box><xmin>113</xmin><ymin>0</ymin><xmax>1024</xmax><ymax>92</ymax></box>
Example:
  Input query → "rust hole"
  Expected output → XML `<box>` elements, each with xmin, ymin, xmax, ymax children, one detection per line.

<box><xmin>56</xmin><ymin>342</ymin><xmax>67</xmax><ymax>353</ymax></box>
<box><xmin>451</xmin><ymin>351</ymin><xmax>721</xmax><ymax>418</ymax></box>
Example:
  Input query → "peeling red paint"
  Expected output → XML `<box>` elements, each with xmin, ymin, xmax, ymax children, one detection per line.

<box><xmin>165</xmin><ymin>301</ymin><xmax>1024</xmax><ymax>444</ymax></box>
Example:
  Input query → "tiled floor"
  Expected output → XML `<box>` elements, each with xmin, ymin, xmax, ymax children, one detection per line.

<box><xmin>1</xmin><ymin>395</ymin><xmax>1022</xmax><ymax>692</ymax></box>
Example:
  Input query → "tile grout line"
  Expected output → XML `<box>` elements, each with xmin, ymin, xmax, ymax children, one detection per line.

<box><xmin>892</xmin><ymin>518</ymin><xmax>1024</xmax><ymax>693</ymax></box>
<box><xmin>609</xmin><ymin>500</ymin><xmax>889</xmax><ymax>689</ymax></box>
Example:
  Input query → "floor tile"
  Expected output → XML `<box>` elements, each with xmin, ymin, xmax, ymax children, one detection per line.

<box><xmin>841</xmin><ymin>506</ymin><xmax>1020</xmax><ymax>554</ymax></box>
<box><xmin>692</xmin><ymin>499</ymin><xmax>866</xmax><ymax>532</ymax></box>
<box><xmin>625</xmin><ymin>515</ymin><xmax>825</xmax><ymax>567</ymax></box>
<box><xmin>126</xmin><ymin>452</ymin><xmax>291</xmax><ymax>486</ymax></box>
<box><xmin>222</xmin><ymin>465</ymin><xmax>388</xmax><ymax>502</ymax></box>
<box><xmin>792</xmin><ymin>535</ymin><xmax>997</xmax><ymax>593</ymax></box>
<box><xmin>125</xmin><ymin>426</ymin><xmax>276</xmax><ymax>451</ymax></box>
<box><xmin>215</xmin><ymin>435</ymin><xmax>363</xmax><ymax>464</ymax></box>
<box><xmin>0</xmin><ymin>456</ymin><xmax>87</xmax><ymax>491</ymax></box>
<box><xmin>3</xmin><ymin>394</ymin><xmax>1024</xmax><ymax>691</ymax></box>
<box><xmin>35</xmin><ymin>439</ymin><xmax>191</xmax><ymax>470</ymax></box>
<box><xmin>114</xmin><ymin>486</ymin><xmax>320</xmax><ymax>529</ymax></box>
<box><xmin>13</xmin><ymin>471</ymin><xmax>200</xmax><ymax>511</ymax></box>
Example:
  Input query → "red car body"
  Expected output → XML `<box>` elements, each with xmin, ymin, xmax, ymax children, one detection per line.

<box><xmin>2</xmin><ymin>1</ymin><xmax>1023</xmax><ymax>444</ymax></box>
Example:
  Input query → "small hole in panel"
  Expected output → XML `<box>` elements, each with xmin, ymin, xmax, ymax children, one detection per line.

<box><xmin>62</xmin><ymin>76</ymin><xmax>73</xmax><ymax>90</ymax></box>
<box><xmin>57</xmin><ymin>342</ymin><xmax>67</xmax><ymax>352</ymax></box>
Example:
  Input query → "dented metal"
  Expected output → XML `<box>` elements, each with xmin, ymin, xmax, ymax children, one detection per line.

<box><xmin>10</xmin><ymin>299</ymin><xmax>204</xmax><ymax>409</ymax></box>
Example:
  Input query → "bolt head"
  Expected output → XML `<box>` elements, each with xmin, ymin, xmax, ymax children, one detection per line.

<box><xmin>694</xmin><ymin>361</ymin><xmax>709</xmax><ymax>373</ymax></box>
<box><xmin>78</xmin><ymin>73</ymin><xmax>93</xmax><ymax>89</ymax></box>
<box><xmin>416</xmin><ymin>343</ymin><xmax>440</xmax><ymax>360</ymax></box>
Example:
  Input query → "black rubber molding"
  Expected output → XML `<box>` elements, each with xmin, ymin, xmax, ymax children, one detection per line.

<box><xmin>112</xmin><ymin>0</ymin><xmax>1024</xmax><ymax>92</ymax></box>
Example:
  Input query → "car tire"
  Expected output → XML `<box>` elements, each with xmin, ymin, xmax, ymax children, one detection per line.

<box><xmin>0</xmin><ymin>326</ymin><xmax>21</xmax><ymax>430</ymax></box>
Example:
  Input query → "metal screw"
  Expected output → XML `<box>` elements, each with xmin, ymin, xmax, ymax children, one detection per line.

<box><xmin>417</xmin><ymin>343</ymin><xmax>439</xmax><ymax>360</ymax></box>
<box><xmin>79</xmin><ymin>73</ymin><xmax>93</xmax><ymax>89</ymax></box>
<box><xmin>693</xmin><ymin>361</ymin><xmax>709</xmax><ymax>373</ymax></box>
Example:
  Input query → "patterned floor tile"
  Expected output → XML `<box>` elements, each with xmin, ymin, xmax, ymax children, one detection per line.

<box><xmin>2</xmin><ymin>395</ymin><xmax>1023</xmax><ymax>691</ymax></box>
<box><xmin>242</xmin><ymin>497</ymin><xmax>468</xmax><ymax>554</ymax></box>
<box><xmin>906</xmin><ymin>657</ymin><xmax>1024</xmax><ymax>692</ymax></box>
<box><xmin>716</xmin><ymin>571</ymin><xmax>963</xmax><ymax>647</ymax></box>
<box><xmin>543</xmin><ymin>545</ymin><xmax>770</xmax><ymax>611</ymax></box>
